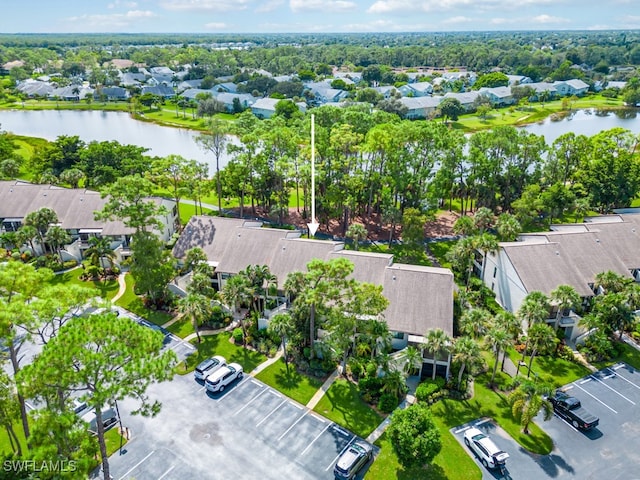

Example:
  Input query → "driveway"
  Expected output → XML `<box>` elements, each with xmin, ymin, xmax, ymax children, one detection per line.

<box><xmin>105</xmin><ymin>370</ymin><xmax>374</xmax><ymax>479</ymax></box>
<box><xmin>453</xmin><ymin>362</ymin><xmax>640</xmax><ymax>479</ymax></box>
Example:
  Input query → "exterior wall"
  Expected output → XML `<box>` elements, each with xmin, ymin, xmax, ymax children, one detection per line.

<box><xmin>391</xmin><ymin>332</ymin><xmax>408</xmax><ymax>350</ymax></box>
<box><xmin>251</xmin><ymin>107</ymin><xmax>275</xmax><ymax>119</ymax></box>
<box><xmin>482</xmin><ymin>249</ymin><xmax>528</xmax><ymax>314</ymax></box>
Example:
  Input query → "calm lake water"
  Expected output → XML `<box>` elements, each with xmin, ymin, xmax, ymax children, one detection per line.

<box><xmin>1</xmin><ymin>108</ymin><xmax>639</xmax><ymax>172</ymax></box>
<box><xmin>0</xmin><ymin>109</ymin><xmax>233</xmax><ymax>174</ymax></box>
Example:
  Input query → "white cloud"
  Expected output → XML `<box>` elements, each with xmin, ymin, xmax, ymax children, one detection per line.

<box><xmin>290</xmin><ymin>0</ymin><xmax>357</xmax><ymax>13</ymax></box>
<box><xmin>441</xmin><ymin>16</ymin><xmax>473</xmax><ymax>25</ymax></box>
<box><xmin>256</xmin><ymin>0</ymin><xmax>284</xmax><ymax>13</ymax></box>
<box><xmin>160</xmin><ymin>0</ymin><xmax>252</xmax><ymax>12</ymax></box>
<box><xmin>367</xmin><ymin>0</ymin><xmax>559</xmax><ymax>15</ymax></box>
<box><xmin>532</xmin><ymin>14</ymin><xmax>569</xmax><ymax>24</ymax></box>
<box><xmin>108</xmin><ymin>0</ymin><xmax>138</xmax><ymax>8</ymax></box>
<box><xmin>204</xmin><ymin>22</ymin><xmax>228</xmax><ymax>29</ymax></box>
<box><xmin>64</xmin><ymin>10</ymin><xmax>156</xmax><ymax>30</ymax></box>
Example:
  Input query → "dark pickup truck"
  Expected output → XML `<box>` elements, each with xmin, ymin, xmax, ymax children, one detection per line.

<box><xmin>549</xmin><ymin>390</ymin><xmax>600</xmax><ymax>430</ymax></box>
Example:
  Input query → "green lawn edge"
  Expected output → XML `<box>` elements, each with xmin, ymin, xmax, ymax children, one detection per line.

<box><xmin>254</xmin><ymin>358</ymin><xmax>324</xmax><ymax>405</ymax></box>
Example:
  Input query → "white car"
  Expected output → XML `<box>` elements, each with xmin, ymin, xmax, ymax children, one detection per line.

<box><xmin>205</xmin><ymin>363</ymin><xmax>243</xmax><ymax>393</ymax></box>
<box><xmin>194</xmin><ymin>355</ymin><xmax>227</xmax><ymax>381</ymax></box>
<box><xmin>463</xmin><ymin>427</ymin><xmax>509</xmax><ymax>470</ymax></box>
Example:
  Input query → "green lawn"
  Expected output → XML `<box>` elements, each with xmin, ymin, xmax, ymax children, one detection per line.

<box><xmin>0</xmin><ymin>422</ymin><xmax>27</xmax><ymax>456</ymax></box>
<box><xmin>179</xmin><ymin>202</ymin><xmax>214</xmax><ymax>225</ymax></box>
<box><xmin>114</xmin><ymin>274</ymin><xmax>174</xmax><ymax>326</ymax></box>
<box><xmin>591</xmin><ymin>340</ymin><xmax>640</xmax><ymax>371</ymax></box>
<box><xmin>357</xmin><ymin>243</ymin><xmax>431</xmax><ymax>267</ymax></box>
<box><xmin>48</xmin><ymin>266</ymin><xmax>120</xmax><ymax>300</ymax></box>
<box><xmin>504</xmin><ymin>347</ymin><xmax>591</xmax><ymax>388</ymax></box>
<box><xmin>254</xmin><ymin>358</ymin><xmax>324</xmax><ymax>405</ymax></box>
<box><xmin>166</xmin><ymin>318</ymin><xmax>195</xmax><ymax>339</ymax></box>
<box><xmin>365</xmin><ymin>426</ymin><xmax>480</xmax><ymax>480</ymax></box>
<box><xmin>176</xmin><ymin>332</ymin><xmax>267</xmax><ymax>374</ymax></box>
<box><xmin>104</xmin><ymin>427</ymin><xmax>128</xmax><ymax>456</ymax></box>
<box><xmin>312</xmin><ymin>379</ymin><xmax>384</xmax><ymax>439</ymax></box>
<box><xmin>426</xmin><ymin>240</ymin><xmax>457</xmax><ymax>269</ymax></box>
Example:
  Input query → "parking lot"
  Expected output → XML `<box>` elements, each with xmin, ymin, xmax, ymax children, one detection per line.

<box><xmin>105</xmin><ymin>368</ymin><xmax>373</xmax><ymax>479</ymax></box>
<box><xmin>453</xmin><ymin>362</ymin><xmax>640</xmax><ymax>479</ymax></box>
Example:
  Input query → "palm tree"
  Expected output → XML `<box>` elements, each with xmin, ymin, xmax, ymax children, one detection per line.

<box><xmin>517</xmin><ymin>291</ymin><xmax>550</xmax><ymax>329</ymax></box>
<box><xmin>84</xmin><ymin>236</ymin><xmax>116</xmax><ymax>270</ymax></box>
<box><xmin>177</xmin><ymin>292</ymin><xmax>210</xmax><ymax>343</ymax></box>
<box><xmin>424</xmin><ymin>328</ymin><xmax>451</xmax><ymax>380</ymax></box>
<box><xmin>346</xmin><ymin>223</ymin><xmax>367</xmax><ymax>251</ymax></box>
<box><xmin>495</xmin><ymin>212</ymin><xmax>522</xmax><ymax>241</ymax></box>
<box><xmin>24</xmin><ymin>207</ymin><xmax>59</xmax><ymax>254</ymax></box>
<box><xmin>460</xmin><ymin>308</ymin><xmax>491</xmax><ymax>339</ymax></box>
<box><xmin>473</xmin><ymin>207</ymin><xmax>494</xmax><ymax>233</ymax></box>
<box><xmin>221</xmin><ymin>275</ymin><xmax>252</xmax><ymax>338</ymax></box>
<box><xmin>473</xmin><ymin>233</ymin><xmax>498</xmax><ymax>280</ymax></box>
<box><xmin>380</xmin><ymin>369</ymin><xmax>407</xmax><ymax>400</ymax></box>
<box><xmin>15</xmin><ymin>225</ymin><xmax>38</xmax><ymax>254</ymax></box>
<box><xmin>452</xmin><ymin>215</ymin><xmax>476</xmax><ymax>236</ymax></box>
<box><xmin>398</xmin><ymin>346</ymin><xmax>422</xmax><ymax>377</ymax></box>
<box><xmin>525</xmin><ymin>323</ymin><xmax>556</xmax><ymax>378</ymax></box>
<box><xmin>365</xmin><ymin>320</ymin><xmax>392</xmax><ymax>361</ymax></box>
<box><xmin>493</xmin><ymin>310</ymin><xmax>521</xmax><ymax>372</ymax></box>
<box><xmin>452</xmin><ymin>336</ymin><xmax>481</xmax><ymax>391</ymax></box>
<box><xmin>269</xmin><ymin>313</ymin><xmax>295</xmax><ymax>370</ymax></box>
<box><xmin>593</xmin><ymin>270</ymin><xmax>629</xmax><ymax>294</ymax></box>
<box><xmin>485</xmin><ymin>327</ymin><xmax>511</xmax><ymax>385</ymax></box>
<box><xmin>508</xmin><ymin>379</ymin><xmax>553</xmax><ymax>434</ymax></box>
<box><xmin>44</xmin><ymin>226</ymin><xmax>71</xmax><ymax>263</ymax></box>
<box><xmin>550</xmin><ymin>284</ymin><xmax>581</xmax><ymax>329</ymax></box>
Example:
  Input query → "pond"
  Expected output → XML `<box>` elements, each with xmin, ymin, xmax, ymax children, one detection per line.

<box><xmin>520</xmin><ymin>108</ymin><xmax>640</xmax><ymax>143</ymax></box>
<box><xmin>0</xmin><ymin>109</ymin><xmax>233</xmax><ymax>174</ymax></box>
<box><xmin>1</xmin><ymin>108</ymin><xmax>639</xmax><ymax>172</ymax></box>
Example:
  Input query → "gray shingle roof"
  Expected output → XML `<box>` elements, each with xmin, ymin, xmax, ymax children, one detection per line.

<box><xmin>173</xmin><ymin>216</ymin><xmax>453</xmax><ymax>336</ymax></box>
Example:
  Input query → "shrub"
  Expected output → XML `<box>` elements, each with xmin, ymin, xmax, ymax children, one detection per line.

<box><xmin>358</xmin><ymin>376</ymin><xmax>384</xmax><ymax>402</ymax></box>
<box><xmin>415</xmin><ymin>377</ymin><xmax>446</xmax><ymax>403</ymax></box>
<box><xmin>62</xmin><ymin>259</ymin><xmax>78</xmax><ymax>270</ymax></box>
<box><xmin>232</xmin><ymin>327</ymin><xmax>244</xmax><ymax>344</ymax></box>
<box><xmin>378</xmin><ymin>393</ymin><xmax>399</xmax><ymax>413</ymax></box>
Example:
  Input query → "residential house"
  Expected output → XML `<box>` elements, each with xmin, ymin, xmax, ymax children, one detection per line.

<box><xmin>506</xmin><ymin>75</ymin><xmax>532</xmax><ymax>85</ymax></box>
<box><xmin>553</xmin><ymin>79</ymin><xmax>589</xmax><ymax>97</ymax></box>
<box><xmin>214</xmin><ymin>82</ymin><xmax>238</xmax><ymax>94</ymax></box>
<box><xmin>96</xmin><ymin>86</ymin><xmax>129</xmax><ymax>101</ymax></box>
<box><xmin>149</xmin><ymin>66</ymin><xmax>175</xmax><ymax>76</ymax></box>
<box><xmin>0</xmin><ymin>181</ymin><xmax>177</xmax><ymax>263</ymax></box>
<box><xmin>250</xmin><ymin>98</ymin><xmax>305</xmax><ymax>119</ymax></box>
<box><xmin>478</xmin><ymin>86</ymin><xmax>514</xmax><ymax>107</ymax></box>
<box><xmin>120</xmin><ymin>72</ymin><xmax>146</xmax><ymax>87</ymax></box>
<box><xmin>147</xmin><ymin>75</ymin><xmax>174</xmax><ymax>87</ymax></box>
<box><xmin>173</xmin><ymin>216</ymin><xmax>455</xmax><ymax>378</ymax></box>
<box><xmin>333</xmin><ymin>71</ymin><xmax>363</xmax><ymax>84</ymax></box>
<box><xmin>141</xmin><ymin>84</ymin><xmax>175</xmax><ymax>99</ymax></box>
<box><xmin>304</xmin><ymin>81</ymin><xmax>350</xmax><ymax>104</ymax></box>
<box><xmin>444</xmin><ymin>91</ymin><xmax>481</xmax><ymax>111</ymax></box>
<box><xmin>177</xmin><ymin>79</ymin><xmax>203</xmax><ymax>92</ymax></box>
<box><xmin>372</xmin><ymin>85</ymin><xmax>399</xmax><ymax>99</ymax></box>
<box><xmin>399</xmin><ymin>96</ymin><xmax>443</xmax><ymax>120</ymax></box>
<box><xmin>180</xmin><ymin>88</ymin><xmax>217</xmax><ymax>101</ymax></box>
<box><xmin>50</xmin><ymin>85</ymin><xmax>95</xmax><ymax>101</ymax></box>
<box><xmin>479</xmin><ymin>213</ymin><xmax>640</xmax><ymax>341</ymax></box>
<box><xmin>16</xmin><ymin>79</ymin><xmax>54</xmax><ymax>97</ymax></box>
<box><xmin>214</xmin><ymin>92</ymin><xmax>256</xmax><ymax>112</ymax></box>
<box><xmin>525</xmin><ymin>82</ymin><xmax>558</xmax><ymax>101</ymax></box>
<box><xmin>398</xmin><ymin>81</ymin><xmax>433</xmax><ymax>97</ymax></box>
<box><xmin>442</xmin><ymin>71</ymin><xmax>477</xmax><ymax>86</ymax></box>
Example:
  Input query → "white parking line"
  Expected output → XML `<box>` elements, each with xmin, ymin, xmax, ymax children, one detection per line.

<box><xmin>607</xmin><ymin>368</ymin><xmax>640</xmax><ymax>391</ymax></box>
<box><xmin>215</xmin><ymin>376</ymin><xmax>253</xmax><ymax>402</ymax></box>
<box><xmin>325</xmin><ymin>435</ymin><xmax>356</xmax><ymax>471</ymax></box>
<box><xmin>572</xmin><ymin>382</ymin><xmax>617</xmax><ymax>413</ymax></box>
<box><xmin>278</xmin><ymin>410</ymin><xmax>309</xmax><ymax>441</ymax></box>
<box><xmin>580</xmin><ymin>378</ymin><xmax>592</xmax><ymax>385</ymax></box>
<box><xmin>233</xmin><ymin>388</ymin><xmax>268</xmax><ymax>416</ymax></box>
<box><xmin>475</xmin><ymin>418</ymin><xmax>491</xmax><ymax>426</ymax></box>
<box><xmin>454</xmin><ymin>426</ymin><xmax>471</xmax><ymax>434</ymax></box>
<box><xmin>256</xmin><ymin>399</ymin><xmax>288</xmax><ymax>427</ymax></box>
<box><xmin>157</xmin><ymin>465</ymin><xmax>175</xmax><ymax>480</ymax></box>
<box><xmin>590</xmin><ymin>374</ymin><xmax>636</xmax><ymax>405</ymax></box>
<box><xmin>613</xmin><ymin>363</ymin><xmax>625</xmax><ymax>370</ymax></box>
<box><xmin>300</xmin><ymin>423</ymin><xmax>331</xmax><ymax>456</ymax></box>
<box><xmin>118</xmin><ymin>450</ymin><xmax>155</xmax><ymax>480</ymax></box>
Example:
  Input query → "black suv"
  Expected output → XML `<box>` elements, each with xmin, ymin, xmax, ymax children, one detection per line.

<box><xmin>333</xmin><ymin>440</ymin><xmax>373</xmax><ymax>479</ymax></box>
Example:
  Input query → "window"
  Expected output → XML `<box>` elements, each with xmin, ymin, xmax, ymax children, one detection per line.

<box><xmin>493</xmin><ymin>267</ymin><xmax>497</xmax><ymax>278</ymax></box>
<box><xmin>391</xmin><ymin>331</ymin><xmax>404</xmax><ymax>340</ymax></box>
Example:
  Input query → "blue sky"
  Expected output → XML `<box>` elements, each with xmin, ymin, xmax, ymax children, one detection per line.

<box><xmin>1</xmin><ymin>0</ymin><xmax>639</xmax><ymax>33</ymax></box>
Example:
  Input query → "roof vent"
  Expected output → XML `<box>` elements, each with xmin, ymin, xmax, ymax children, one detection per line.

<box><xmin>633</xmin><ymin>228</ymin><xmax>636</xmax><ymax>233</ymax></box>
<box><xmin>596</xmin><ymin>238</ymin><xmax>600</xmax><ymax>243</ymax></box>
<box><xmin>392</xmin><ymin>275</ymin><xmax>397</xmax><ymax>280</ymax></box>
<box><xmin>555</xmin><ymin>251</ymin><xmax>560</xmax><ymax>256</ymax></box>
<box><xmin>282</xmin><ymin>246</ymin><xmax>286</xmax><ymax>251</ymax></box>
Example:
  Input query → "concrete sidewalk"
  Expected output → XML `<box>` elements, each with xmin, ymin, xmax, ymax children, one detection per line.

<box><xmin>305</xmin><ymin>368</ymin><xmax>341</xmax><ymax>409</ymax></box>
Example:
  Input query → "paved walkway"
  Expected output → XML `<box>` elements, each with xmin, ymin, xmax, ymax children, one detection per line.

<box><xmin>250</xmin><ymin>347</ymin><xmax>284</xmax><ymax>376</ymax></box>
<box><xmin>365</xmin><ymin>375</ymin><xmax>419</xmax><ymax>444</ymax></box>
<box><xmin>305</xmin><ymin>368</ymin><xmax>341</xmax><ymax>409</ymax></box>
<box><xmin>111</xmin><ymin>272</ymin><xmax>128</xmax><ymax>303</ymax></box>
